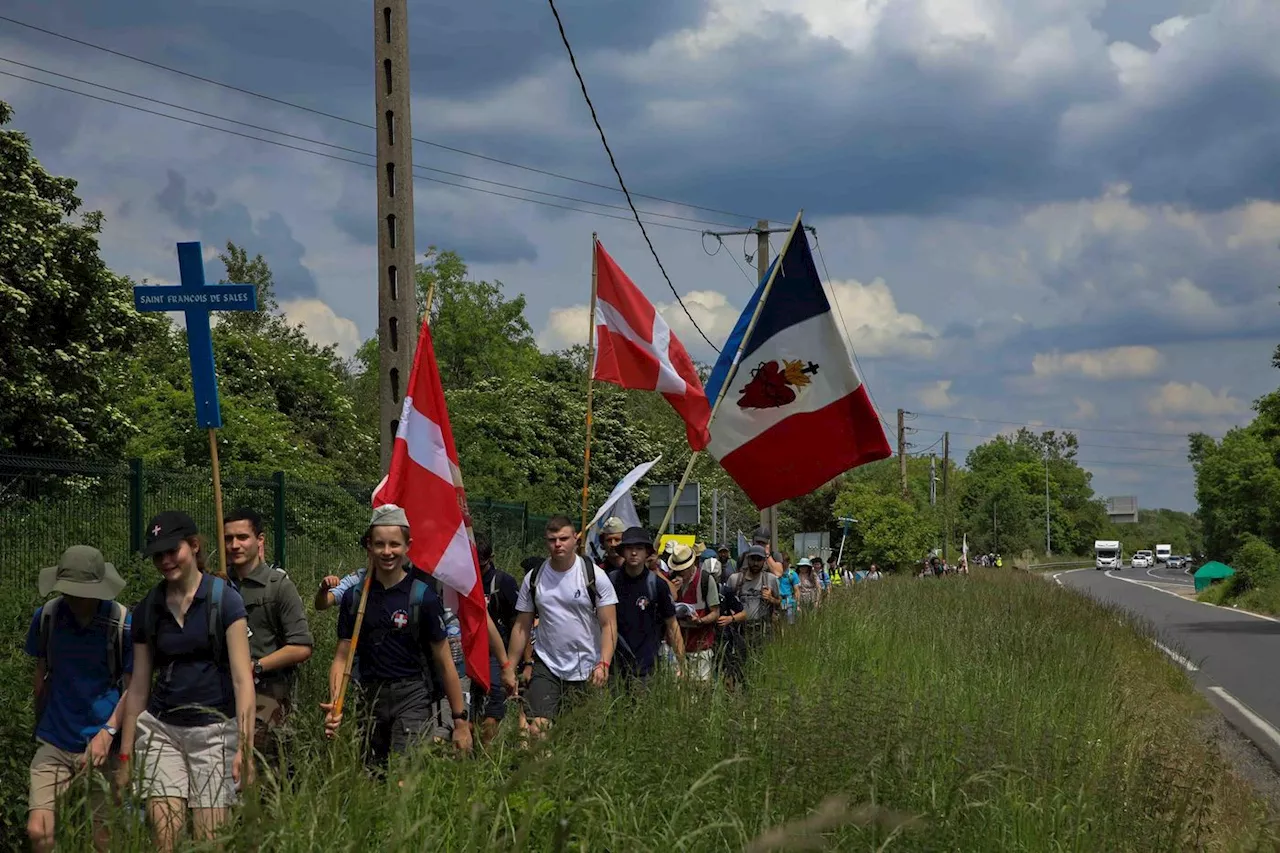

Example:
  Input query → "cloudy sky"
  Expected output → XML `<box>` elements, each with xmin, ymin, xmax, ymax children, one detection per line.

<box><xmin>4</xmin><ymin>0</ymin><xmax>1279</xmax><ymax>512</ymax></box>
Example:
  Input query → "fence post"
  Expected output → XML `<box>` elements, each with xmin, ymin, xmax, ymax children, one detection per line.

<box><xmin>128</xmin><ymin>458</ymin><xmax>144</xmax><ymax>554</ymax></box>
<box><xmin>273</xmin><ymin>471</ymin><xmax>286</xmax><ymax>569</ymax></box>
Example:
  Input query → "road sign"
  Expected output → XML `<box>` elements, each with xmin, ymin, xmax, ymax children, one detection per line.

<box><xmin>649</xmin><ymin>482</ymin><xmax>700</xmax><ymax>528</ymax></box>
<box><xmin>133</xmin><ymin>242</ymin><xmax>258</xmax><ymax>429</ymax></box>
<box><xmin>794</xmin><ymin>531</ymin><xmax>831</xmax><ymax>560</ymax></box>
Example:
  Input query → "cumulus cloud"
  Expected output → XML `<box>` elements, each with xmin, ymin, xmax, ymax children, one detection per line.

<box><xmin>1032</xmin><ymin>346</ymin><xmax>1164</xmax><ymax>379</ymax></box>
<box><xmin>917</xmin><ymin>380</ymin><xmax>955</xmax><ymax>409</ymax></box>
<box><xmin>537</xmin><ymin>304</ymin><xmax>592</xmax><ymax>351</ymax></box>
<box><xmin>828</xmin><ymin>278</ymin><xmax>935</xmax><ymax>358</ymax></box>
<box><xmin>1146</xmin><ymin>381</ymin><xmax>1243</xmax><ymax>416</ymax></box>
<box><xmin>656</xmin><ymin>290</ymin><xmax>742</xmax><ymax>353</ymax></box>
<box><xmin>1072</xmin><ymin>397</ymin><xmax>1098</xmax><ymax>420</ymax></box>
<box><xmin>281</xmin><ymin>299</ymin><xmax>363</xmax><ymax>358</ymax></box>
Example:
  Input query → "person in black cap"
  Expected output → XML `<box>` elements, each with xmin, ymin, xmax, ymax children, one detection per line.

<box><xmin>118</xmin><ymin>510</ymin><xmax>255</xmax><ymax>853</ymax></box>
<box><xmin>25</xmin><ymin>545</ymin><xmax>131</xmax><ymax>853</ymax></box>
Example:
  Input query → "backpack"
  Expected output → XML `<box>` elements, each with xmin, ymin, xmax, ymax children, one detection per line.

<box><xmin>38</xmin><ymin>598</ymin><xmax>128</xmax><ymax>688</ymax></box>
<box><xmin>606</xmin><ymin>568</ymin><xmax>664</xmax><ymax>668</ymax></box>
<box><xmin>408</xmin><ymin>575</ymin><xmax>469</xmax><ymax>700</ymax></box>
<box><xmin>136</xmin><ymin>575</ymin><xmax>227</xmax><ymax>665</ymax></box>
<box><xmin>527</xmin><ymin>556</ymin><xmax>598</xmax><ymax>617</ymax></box>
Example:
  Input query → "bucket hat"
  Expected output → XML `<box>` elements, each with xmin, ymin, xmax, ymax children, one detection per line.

<box><xmin>39</xmin><ymin>545</ymin><xmax>126</xmax><ymax>600</ymax></box>
<box><xmin>619</xmin><ymin>526</ymin><xmax>654</xmax><ymax>553</ymax></box>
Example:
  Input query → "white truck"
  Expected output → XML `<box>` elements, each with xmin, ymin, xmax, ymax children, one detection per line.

<box><xmin>1155</xmin><ymin>544</ymin><xmax>1172</xmax><ymax>564</ymax></box>
<box><xmin>1094</xmin><ymin>540</ymin><xmax>1121</xmax><ymax>570</ymax></box>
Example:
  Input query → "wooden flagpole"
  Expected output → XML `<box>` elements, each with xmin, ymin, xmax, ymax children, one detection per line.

<box><xmin>651</xmin><ymin>211</ymin><xmax>805</xmax><ymax>549</ymax></box>
<box><xmin>580</xmin><ymin>233</ymin><xmax>599</xmax><ymax>552</ymax></box>
<box><xmin>333</xmin><ymin>551</ymin><xmax>375</xmax><ymax>718</ymax></box>
<box><xmin>208</xmin><ymin>429</ymin><xmax>228</xmax><ymax>578</ymax></box>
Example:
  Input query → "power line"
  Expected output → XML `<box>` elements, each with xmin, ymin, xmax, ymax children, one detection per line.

<box><xmin>0</xmin><ymin>58</ymin><xmax>744</xmax><ymax>231</ymax></box>
<box><xmin>545</xmin><ymin>0</ymin><xmax>718</xmax><ymax>352</ymax></box>
<box><xmin>0</xmin><ymin>68</ymin><xmax>708</xmax><ymax>234</ymax></box>
<box><xmin>909</xmin><ymin>410</ymin><xmax>1203</xmax><ymax>439</ymax></box>
<box><xmin>0</xmin><ymin>13</ymin><xmax>781</xmax><ymax>226</ymax></box>
<box><xmin>910</xmin><ymin>426</ymin><xmax>1189</xmax><ymax>454</ymax></box>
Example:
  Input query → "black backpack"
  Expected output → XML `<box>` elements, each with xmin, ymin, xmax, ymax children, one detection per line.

<box><xmin>136</xmin><ymin>575</ymin><xmax>227</xmax><ymax>665</ymax></box>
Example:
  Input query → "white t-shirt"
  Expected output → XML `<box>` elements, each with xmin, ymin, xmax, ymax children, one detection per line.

<box><xmin>516</xmin><ymin>556</ymin><xmax>618</xmax><ymax>681</ymax></box>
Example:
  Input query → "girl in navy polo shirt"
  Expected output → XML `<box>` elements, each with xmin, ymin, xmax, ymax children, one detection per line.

<box><xmin>321</xmin><ymin>505</ymin><xmax>472</xmax><ymax>768</ymax></box>
<box><xmin>116</xmin><ymin>511</ymin><xmax>256</xmax><ymax>852</ymax></box>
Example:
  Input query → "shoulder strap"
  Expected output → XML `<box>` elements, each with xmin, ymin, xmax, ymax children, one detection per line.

<box><xmin>408</xmin><ymin>578</ymin><xmax>428</xmax><ymax>633</ymax></box>
<box><xmin>106</xmin><ymin>601</ymin><xmax>127</xmax><ymax>685</ymax></box>
<box><xmin>584</xmin><ymin>557</ymin><xmax>599</xmax><ymax>610</ymax></box>
<box><xmin>645</xmin><ymin>571</ymin><xmax>659</xmax><ymax>614</ymax></box>
<box><xmin>528</xmin><ymin>565</ymin><xmax>541</xmax><ymax>616</ymax></box>
<box><xmin>39</xmin><ymin>597</ymin><xmax>62</xmax><ymax>672</ymax></box>
<box><xmin>700</xmin><ymin>569</ymin><xmax>713</xmax><ymax>606</ymax></box>
<box><xmin>207</xmin><ymin>576</ymin><xmax>226</xmax><ymax>664</ymax></box>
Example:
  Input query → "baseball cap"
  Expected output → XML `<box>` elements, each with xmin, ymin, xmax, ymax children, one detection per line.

<box><xmin>743</xmin><ymin>544</ymin><xmax>766</xmax><ymax>559</ymax></box>
<box><xmin>39</xmin><ymin>545</ymin><xmax>126</xmax><ymax>600</ymax></box>
<box><xmin>143</xmin><ymin>510</ymin><xmax>199</xmax><ymax>557</ymax></box>
<box><xmin>752</xmin><ymin>526</ymin><xmax>771</xmax><ymax>543</ymax></box>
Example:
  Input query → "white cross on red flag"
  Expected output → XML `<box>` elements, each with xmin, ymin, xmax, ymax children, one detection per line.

<box><xmin>372</xmin><ymin>316</ymin><xmax>489</xmax><ymax>691</ymax></box>
<box><xmin>593</xmin><ymin>240</ymin><xmax>712</xmax><ymax>451</ymax></box>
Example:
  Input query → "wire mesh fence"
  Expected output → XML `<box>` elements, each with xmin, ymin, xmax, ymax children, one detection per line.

<box><xmin>0</xmin><ymin>453</ymin><xmax>554</xmax><ymax>593</ymax></box>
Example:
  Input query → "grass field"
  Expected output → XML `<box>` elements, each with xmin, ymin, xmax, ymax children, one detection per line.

<box><xmin>2</xmin><ymin>569</ymin><xmax>1276</xmax><ymax>852</ymax></box>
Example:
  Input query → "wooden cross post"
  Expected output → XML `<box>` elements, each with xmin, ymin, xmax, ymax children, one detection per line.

<box><xmin>133</xmin><ymin>242</ymin><xmax>258</xmax><ymax>574</ymax></box>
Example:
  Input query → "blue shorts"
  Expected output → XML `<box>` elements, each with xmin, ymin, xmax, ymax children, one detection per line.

<box><xmin>470</xmin><ymin>657</ymin><xmax>508</xmax><ymax>721</ymax></box>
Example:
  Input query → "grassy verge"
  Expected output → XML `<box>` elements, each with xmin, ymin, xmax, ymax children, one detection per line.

<box><xmin>4</xmin><ymin>569</ymin><xmax>1277</xmax><ymax>851</ymax></box>
<box><xmin>1199</xmin><ymin>577</ymin><xmax>1280</xmax><ymax>615</ymax></box>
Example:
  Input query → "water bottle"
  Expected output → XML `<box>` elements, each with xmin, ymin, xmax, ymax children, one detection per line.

<box><xmin>443</xmin><ymin>605</ymin><xmax>470</xmax><ymax>694</ymax></box>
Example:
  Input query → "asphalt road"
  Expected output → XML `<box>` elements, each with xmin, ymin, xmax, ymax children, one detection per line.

<box><xmin>1056</xmin><ymin>566</ymin><xmax>1280</xmax><ymax>766</ymax></box>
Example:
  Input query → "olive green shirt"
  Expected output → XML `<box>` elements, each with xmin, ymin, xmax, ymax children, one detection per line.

<box><xmin>231</xmin><ymin>561</ymin><xmax>313</xmax><ymax>692</ymax></box>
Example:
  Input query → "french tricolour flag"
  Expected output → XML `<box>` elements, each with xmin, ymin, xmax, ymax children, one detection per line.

<box><xmin>372</xmin><ymin>316</ymin><xmax>490</xmax><ymax>691</ymax></box>
<box><xmin>593</xmin><ymin>240</ymin><xmax>711</xmax><ymax>450</ymax></box>
<box><xmin>704</xmin><ymin>219</ymin><xmax>892</xmax><ymax>508</ymax></box>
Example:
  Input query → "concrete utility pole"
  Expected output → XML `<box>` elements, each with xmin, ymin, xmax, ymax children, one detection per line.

<box><xmin>1045</xmin><ymin>448</ymin><xmax>1052</xmax><ymax>557</ymax></box>
<box><xmin>375</xmin><ymin>0</ymin><xmax>418</xmax><ymax>474</ymax></box>
<box><xmin>929</xmin><ymin>454</ymin><xmax>936</xmax><ymax>506</ymax></box>
<box><xmin>942</xmin><ymin>432</ymin><xmax>950</xmax><ymax>564</ymax></box>
<box><xmin>897</xmin><ymin>408</ymin><xmax>908</xmax><ymax>498</ymax></box>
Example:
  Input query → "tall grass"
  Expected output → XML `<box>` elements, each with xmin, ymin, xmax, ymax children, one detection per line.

<box><xmin>6</xmin><ymin>570</ymin><xmax>1277</xmax><ymax>851</ymax></box>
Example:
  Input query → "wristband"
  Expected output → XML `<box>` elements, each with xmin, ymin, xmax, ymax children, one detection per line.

<box><xmin>598</xmin><ymin>660</ymin><xmax>610</xmax><ymax>670</ymax></box>
<box><xmin>502</xmin><ymin>660</ymin><xmax>514</xmax><ymax>670</ymax></box>
<box><xmin>117</xmin><ymin>753</ymin><xmax>130</xmax><ymax>762</ymax></box>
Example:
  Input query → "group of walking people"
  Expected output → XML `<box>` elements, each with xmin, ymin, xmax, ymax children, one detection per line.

<box><xmin>23</xmin><ymin>504</ymin><xmax>860</xmax><ymax>851</ymax></box>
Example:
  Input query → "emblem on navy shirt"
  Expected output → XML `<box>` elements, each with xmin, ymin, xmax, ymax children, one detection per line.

<box><xmin>391</xmin><ymin>609</ymin><xmax>409</xmax><ymax>629</ymax></box>
<box><xmin>637</xmin><ymin>596</ymin><xmax>650</xmax><ymax>611</ymax></box>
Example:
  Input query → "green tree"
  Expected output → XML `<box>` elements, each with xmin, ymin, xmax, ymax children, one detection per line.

<box><xmin>832</xmin><ymin>482</ymin><xmax>934</xmax><ymax>572</ymax></box>
<box><xmin>0</xmin><ymin>102</ymin><xmax>167</xmax><ymax>456</ymax></box>
<box><xmin>417</xmin><ymin>247</ymin><xmax>541</xmax><ymax>389</ymax></box>
<box><xmin>216</xmin><ymin>241</ymin><xmax>278</xmax><ymax>334</ymax></box>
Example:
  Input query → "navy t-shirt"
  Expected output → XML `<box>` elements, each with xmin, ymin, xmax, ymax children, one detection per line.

<box><xmin>610</xmin><ymin>569</ymin><xmax>675</xmax><ymax>678</ymax></box>
<box><xmin>337</xmin><ymin>570</ymin><xmax>447</xmax><ymax>681</ymax></box>
<box><xmin>133</xmin><ymin>573</ymin><xmax>248</xmax><ymax>727</ymax></box>
<box><xmin>25</xmin><ymin>600</ymin><xmax>134</xmax><ymax>752</ymax></box>
<box><xmin>482</xmin><ymin>565</ymin><xmax>520</xmax><ymax>647</ymax></box>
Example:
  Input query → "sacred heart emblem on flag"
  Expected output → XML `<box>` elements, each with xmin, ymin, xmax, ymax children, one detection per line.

<box><xmin>737</xmin><ymin>359</ymin><xmax>820</xmax><ymax>410</ymax></box>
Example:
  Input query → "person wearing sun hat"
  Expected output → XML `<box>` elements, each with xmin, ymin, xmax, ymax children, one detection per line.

<box><xmin>25</xmin><ymin>545</ymin><xmax>131</xmax><ymax>853</ymax></box>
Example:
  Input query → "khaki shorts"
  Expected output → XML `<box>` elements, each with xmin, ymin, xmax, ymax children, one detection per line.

<box><xmin>29</xmin><ymin>741</ymin><xmax>115</xmax><ymax>813</ymax></box>
<box><xmin>134</xmin><ymin>711</ymin><xmax>239</xmax><ymax>808</ymax></box>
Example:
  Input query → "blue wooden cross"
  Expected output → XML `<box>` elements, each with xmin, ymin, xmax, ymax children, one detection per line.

<box><xmin>133</xmin><ymin>242</ymin><xmax>258</xmax><ymax>429</ymax></box>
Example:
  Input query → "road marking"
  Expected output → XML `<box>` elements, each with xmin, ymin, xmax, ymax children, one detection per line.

<box><xmin>1208</xmin><ymin>687</ymin><xmax>1280</xmax><ymax>751</ymax></box>
<box><xmin>1052</xmin><ymin>568</ymin><xmax>1090</xmax><ymax>587</ymax></box>
<box><xmin>1151</xmin><ymin>641</ymin><xmax>1198</xmax><ymax>672</ymax></box>
<box><xmin>1103</xmin><ymin>571</ymin><xmax>1280</xmax><ymax>623</ymax></box>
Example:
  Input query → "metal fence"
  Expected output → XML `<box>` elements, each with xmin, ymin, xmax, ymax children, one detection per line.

<box><xmin>0</xmin><ymin>453</ymin><xmax>552</xmax><ymax>591</ymax></box>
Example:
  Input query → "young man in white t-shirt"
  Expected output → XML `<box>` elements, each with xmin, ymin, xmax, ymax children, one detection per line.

<box><xmin>507</xmin><ymin>515</ymin><xmax>618</xmax><ymax>738</ymax></box>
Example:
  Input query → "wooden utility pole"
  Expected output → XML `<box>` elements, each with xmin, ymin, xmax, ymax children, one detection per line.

<box><xmin>897</xmin><ymin>408</ymin><xmax>907</xmax><ymax>498</ymax></box>
<box><xmin>376</xmin><ymin>0</ymin><xmax>418</xmax><ymax>473</ymax></box>
<box><xmin>942</xmin><ymin>432</ymin><xmax>950</xmax><ymax>564</ymax></box>
<box><xmin>756</xmin><ymin>219</ymin><xmax>778</xmax><ymax>553</ymax></box>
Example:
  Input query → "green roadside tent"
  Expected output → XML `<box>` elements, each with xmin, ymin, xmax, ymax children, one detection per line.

<box><xmin>1194</xmin><ymin>561</ymin><xmax>1235</xmax><ymax>592</ymax></box>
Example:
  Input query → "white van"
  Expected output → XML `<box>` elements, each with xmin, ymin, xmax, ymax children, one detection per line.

<box><xmin>1094</xmin><ymin>540</ymin><xmax>1121</xmax><ymax>570</ymax></box>
<box><xmin>1155</xmin><ymin>544</ymin><xmax>1172</xmax><ymax>564</ymax></box>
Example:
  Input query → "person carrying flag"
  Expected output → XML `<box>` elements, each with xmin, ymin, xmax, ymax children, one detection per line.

<box><xmin>321</xmin><ymin>506</ymin><xmax>472</xmax><ymax>767</ymax></box>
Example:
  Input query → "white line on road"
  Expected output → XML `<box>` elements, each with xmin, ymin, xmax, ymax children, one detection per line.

<box><xmin>1151</xmin><ymin>641</ymin><xmax>1198</xmax><ymax>672</ymax></box>
<box><xmin>1103</xmin><ymin>571</ymin><xmax>1280</xmax><ymax>623</ymax></box>
<box><xmin>1208</xmin><ymin>687</ymin><xmax>1280</xmax><ymax>751</ymax></box>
